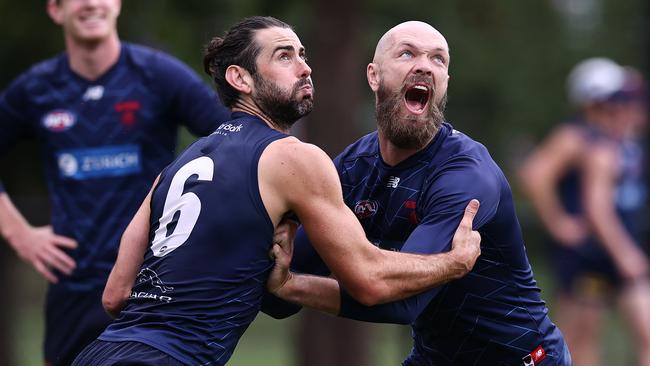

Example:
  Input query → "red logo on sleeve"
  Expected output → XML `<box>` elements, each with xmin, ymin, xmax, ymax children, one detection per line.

<box><xmin>522</xmin><ymin>345</ymin><xmax>546</xmax><ymax>366</ymax></box>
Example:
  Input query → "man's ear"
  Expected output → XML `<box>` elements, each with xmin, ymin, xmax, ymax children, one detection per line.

<box><xmin>225</xmin><ymin>65</ymin><xmax>254</xmax><ymax>95</ymax></box>
<box><xmin>47</xmin><ymin>0</ymin><xmax>64</xmax><ymax>25</ymax></box>
<box><xmin>367</xmin><ymin>63</ymin><xmax>380</xmax><ymax>92</ymax></box>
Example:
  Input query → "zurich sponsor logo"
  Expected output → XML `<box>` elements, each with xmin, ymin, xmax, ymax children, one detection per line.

<box><xmin>354</xmin><ymin>199</ymin><xmax>378</xmax><ymax>219</ymax></box>
<box><xmin>43</xmin><ymin>110</ymin><xmax>76</xmax><ymax>131</ymax></box>
<box><xmin>56</xmin><ymin>144</ymin><xmax>141</xmax><ymax>180</ymax></box>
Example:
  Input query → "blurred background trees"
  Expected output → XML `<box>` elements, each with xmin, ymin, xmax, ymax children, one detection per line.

<box><xmin>0</xmin><ymin>0</ymin><xmax>647</xmax><ymax>364</ymax></box>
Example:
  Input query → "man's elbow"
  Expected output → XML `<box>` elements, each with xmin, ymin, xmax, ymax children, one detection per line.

<box><xmin>102</xmin><ymin>289</ymin><xmax>127</xmax><ymax>318</ymax></box>
<box><xmin>345</xmin><ymin>281</ymin><xmax>390</xmax><ymax>307</ymax></box>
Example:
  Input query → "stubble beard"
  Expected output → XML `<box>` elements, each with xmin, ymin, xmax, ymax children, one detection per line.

<box><xmin>252</xmin><ymin>74</ymin><xmax>314</xmax><ymax>131</ymax></box>
<box><xmin>375</xmin><ymin>78</ymin><xmax>447</xmax><ymax>150</ymax></box>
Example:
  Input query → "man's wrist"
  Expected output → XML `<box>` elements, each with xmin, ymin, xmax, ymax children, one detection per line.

<box><xmin>270</xmin><ymin>271</ymin><xmax>294</xmax><ymax>296</ymax></box>
<box><xmin>445</xmin><ymin>250</ymin><xmax>469</xmax><ymax>279</ymax></box>
<box><xmin>2</xmin><ymin>222</ymin><xmax>29</xmax><ymax>246</ymax></box>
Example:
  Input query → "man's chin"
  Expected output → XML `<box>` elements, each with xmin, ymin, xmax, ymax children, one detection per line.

<box><xmin>399</xmin><ymin>111</ymin><xmax>433</xmax><ymax>126</ymax></box>
<box><xmin>72</xmin><ymin>28</ymin><xmax>113</xmax><ymax>44</ymax></box>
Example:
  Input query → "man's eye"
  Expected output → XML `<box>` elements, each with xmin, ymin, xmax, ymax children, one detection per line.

<box><xmin>399</xmin><ymin>50</ymin><xmax>413</xmax><ymax>58</ymax></box>
<box><xmin>279</xmin><ymin>53</ymin><xmax>290</xmax><ymax>61</ymax></box>
<box><xmin>433</xmin><ymin>54</ymin><xmax>446</xmax><ymax>64</ymax></box>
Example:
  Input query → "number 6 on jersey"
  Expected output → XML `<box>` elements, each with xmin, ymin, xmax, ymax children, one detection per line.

<box><xmin>151</xmin><ymin>156</ymin><xmax>214</xmax><ymax>257</ymax></box>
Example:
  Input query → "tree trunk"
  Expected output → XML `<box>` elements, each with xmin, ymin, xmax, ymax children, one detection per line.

<box><xmin>295</xmin><ymin>1</ymin><xmax>373</xmax><ymax>366</ymax></box>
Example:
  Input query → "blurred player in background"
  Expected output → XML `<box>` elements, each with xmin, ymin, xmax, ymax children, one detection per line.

<box><xmin>72</xmin><ymin>16</ymin><xmax>481</xmax><ymax>366</ymax></box>
<box><xmin>0</xmin><ymin>0</ymin><xmax>231</xmax><ymax>364</ymax></box>
<box><xmin>263</xmin><ymin>21</ymin><xmax>572</xmax><ymax>366</ymax></box>
<box><xmin>519</xmin><ymin>58</ymin><xmax>650</xmax><ymax>366</ymax></box>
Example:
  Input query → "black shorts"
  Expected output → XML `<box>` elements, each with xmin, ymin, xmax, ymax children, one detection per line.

<box><xmin>551</xmin><ymin>239</ymin><xmax>621</xmax><ymax>302</ymax></box>
<box><xmin>72</xmin><ymin>339</ymin><xmax>184</xmax><ymax>366</ymax></box>
<box><xmin>44</xmin><ymin>284</ymin><xmax>112</xmax><ymax>366</ymax></box>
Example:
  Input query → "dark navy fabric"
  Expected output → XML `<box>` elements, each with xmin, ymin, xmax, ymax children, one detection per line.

<box><xmin>72</xmin><ymin>340</ymin><xmax>184</xmax><ymax>366</ymax></box>
<box><xmin>0</xmin><ymin>42</ymin><xmax>230</xmax><ymax>290</ymax></box>
<box><xmin>45</xmin><ymin>285</ymin><xmax>111</xmax><ymax>366</ymax></box>
<box><xmin>99</xmin><ymin>113</ymin><xmax>288</xmax><ymax>365</ymax></box>
<box><xmin>264</xmin><ymin>123</ymin><xmax>570</xmax><ymax>365</ymax></box>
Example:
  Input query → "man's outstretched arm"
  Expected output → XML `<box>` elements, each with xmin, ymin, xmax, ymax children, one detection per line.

<box><xmin>267</xmin><ymin>199</ymin><xmax>480</xmax><ymax>315</ymax></box>
<box><xmin>260</xmin><ymin>140</ymin><xmax>481</xmax><ymax>306</ymax></box>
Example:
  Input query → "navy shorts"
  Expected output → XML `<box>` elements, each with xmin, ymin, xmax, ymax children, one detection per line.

<box><xmin>551</xmin><ymin>239</ymin><xmax>621</xmax><ymax>301</ymax></box>
<box><xmin>44</xmin><ymin>284</ymin><xmax>112</xmax><ymax>366</ymax></box>
<box><xmin>72</xmin><ymin>339</ymin><xmax>184</xmax><ymax>366</ymax></box>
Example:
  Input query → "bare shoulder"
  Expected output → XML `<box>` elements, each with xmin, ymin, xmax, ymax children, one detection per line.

<box><xmin>546</xmin><ymin>124</ymin><xmax>587</xmax><ymax>155</ymax></box>
<box><xmin>261</xmin><ymin>137</ymin><xmax>336</xmax><ymax>177</ymax></box>
<box><xmin>259</xmin><ymin>137</ymin><xmax>341</xmax><ymax>203</ymax></box>
<box><xmin>263</xmin><ymin>137</ymin><xmax>331</xmax><ymax>163</ymax></box>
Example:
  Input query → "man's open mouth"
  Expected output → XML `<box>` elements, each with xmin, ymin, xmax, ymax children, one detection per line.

<box><xmin>404</xmin><ymin>84</ymin><xmax>430</xmax><ymax>114</ymax></box>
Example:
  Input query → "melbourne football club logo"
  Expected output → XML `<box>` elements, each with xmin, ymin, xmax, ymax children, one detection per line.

<box><xmin>354</xmin><ymin>199</ymin><xmax>378</xmax><ymax>219</ymax></box>
<box><xmin>115</xmin><ymin>100</ymin><xmax>141</xmax><ymax>127</ymax></box>
<box><xmin>42</xmin><ymin>110</ymin><xmax>76</xmax><ymax>131</ymax></box>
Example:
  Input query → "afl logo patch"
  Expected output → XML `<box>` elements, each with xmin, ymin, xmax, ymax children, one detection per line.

<box><xmin>354</xmin><ymin>200</ymin><xmax>378</xmax><ymax>219</ymax></box>
<box><xmin>43</xmin><ymin>110</ymin><xmax>76</xmax><ymax>131</ymax></box>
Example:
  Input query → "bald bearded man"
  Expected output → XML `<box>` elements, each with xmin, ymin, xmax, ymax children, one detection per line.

<box><xmin>263</xmin><ymin>21</ymin><xmax>572</xmax><ymax>366</ymax></box>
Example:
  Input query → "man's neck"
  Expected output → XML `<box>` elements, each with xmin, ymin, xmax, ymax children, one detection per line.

<box><xmin>65</xmin><ymin>34</ymin><xmax>121</xmax><ymax>81</ymax></box>
<box><xmin>377</xmin><ymin>130</ymin><xmax>435</xmax><ymax>166</ymax></box>
<box><xmin>232</xmin><ymin>98</ymin><xmax>291</xmax><ymax>133</ymax></box>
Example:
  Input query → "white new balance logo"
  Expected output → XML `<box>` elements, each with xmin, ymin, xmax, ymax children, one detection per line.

<box><xmin>82</xmin><ymin>85</ymin><xmax>104</xmax><ymax>101</ymax></box>
<box><xmin>387</xmin><ymin>176</ymin><xmax>400</xmax><ymax>188</ymax></box>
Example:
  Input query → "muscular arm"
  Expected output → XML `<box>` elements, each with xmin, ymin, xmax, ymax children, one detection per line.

<box><xmin>261</xmin><ymin>140</ymin><xmax>481</xmax><ymax>306</ymax></box>
<box><xmin>102</xmin><ymin>176</ymin><xmax>159</xmax><ymax>318</ymax></box>
<box><xmin>582</xmin><ymin>144</ymin><xmax>649</xmax><ymax>280</ymax></box>
<box><xmin>518</xmin><ymin>125</ymin><xmax>587</xmax><ymax>245</ymax></box>
<box><xmin>272</xmin><ymin>203</ymin><xmax>479</xmax><ymax>319</ymax></box>
<box><xmin>267</xmin><ymin>154</ymin><xmax>498</xmax><ymax>322</ymax></box>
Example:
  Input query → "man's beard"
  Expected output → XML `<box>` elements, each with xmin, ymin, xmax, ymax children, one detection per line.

<box><xmin>376</xmin><ymin>77</ymin><xmax>447</xmax><ymax>150</ymax></box>
<box><xmin>252</xmin><ymin>74</ymin><xmax>314</xmax><ymax>131</ymax></box>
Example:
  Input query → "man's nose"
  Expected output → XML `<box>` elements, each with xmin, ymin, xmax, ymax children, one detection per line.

<box><xmin>413</xmin><ymin>56</ymin><xmax>433</xmax><ymax>76</ymax></box>
<box><xmin>298</xmin><ymin>59</ymin><xmax>311</xmax><ymax>78</ymax></box>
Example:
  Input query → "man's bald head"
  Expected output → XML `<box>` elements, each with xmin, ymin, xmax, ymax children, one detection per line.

<box><xmin>373</xmin><ymin>21</ymin><xmax>448</xmax><ymax>64</ymax></box>
<box><xmin>367</xmin><ymin>21</ymin><xmax>450</xmax><ymax>151</ymax></box>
